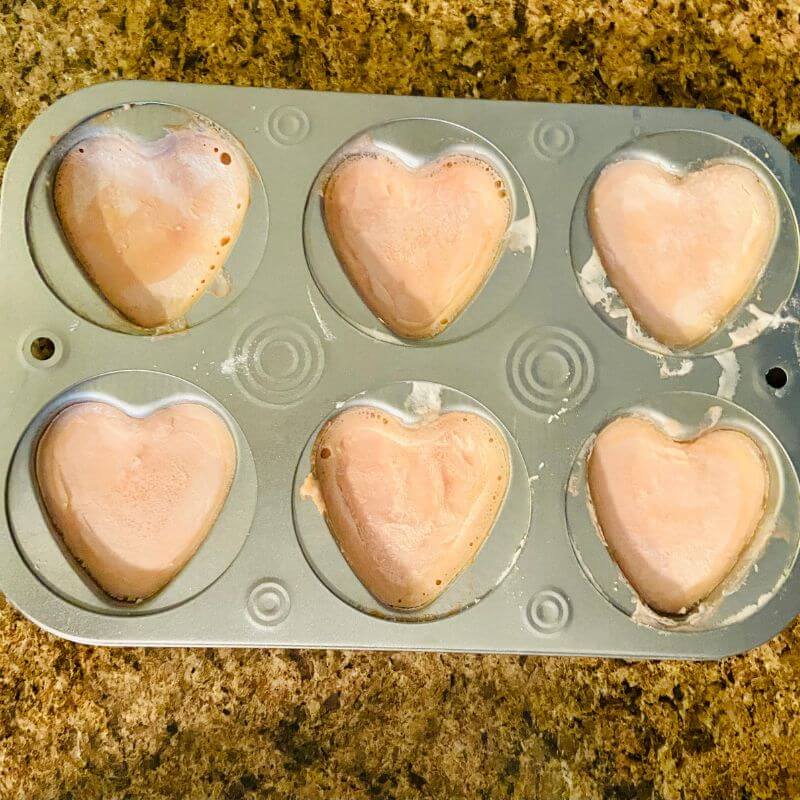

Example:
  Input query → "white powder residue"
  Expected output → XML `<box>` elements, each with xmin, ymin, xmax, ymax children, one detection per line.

<box><xmin>630</xmin><ymin>594</ymin><xmax>723</xmax><ymax>632</ymax></box>
<box><xmin>728</xmin><ymin>305</ymin><xmax>775</xmax><ymax>346</ymax></box>
<box><xmin>567</xmin><ymin>473</ymin><xmax>580</xmax><ymax>497</ymax></box>
<box><xmin>658</xmin><ymin>357</ymin><xmax>693</xmax><ymax>378</ymax></box>
<box><xmin>728</xmin><ymin>303</ymin><xmax>800</xmax><ymax>348</ymax></box>
<box><xmin>547</xmin><ymin>400</ymin><xmax>570</xmax><ymax>424</ymax></box>
<box><xmin>405</xmin><ymin>382</ymin><xmax>442</xmax><ymax>419</ymax></box>
<box><xmin>579</xmin><ymin>250</ymin><xmax>669</xmax><ymax>354</ymax></box>
<box><xmin>220</xmin><ymin>352</ymin><xmax>248</xmax><ymax>376</ymax></box>
<box><xmin>335</xmin><ymin>390</ymin><xmax>366</xmax><ymax>411</ymax></box>
<box><xmin>68</xmin><ymin>320</ymin><xmax>80</xmax><ymax>332</ymax></box>
<box><xmin>630</xmin><ymin>406</ymin><xmax>723</xmax><ymax>443</ymax></box>
<box><xmin>578</xmin><ymin>250</ymin><xmax>616</xmax><ymax>310</ymax></box>
<box><xmin>306</xmin><ymin>287</ymin><xmax>336</xmax><ymax>342</ymax></box>
<box><xmin>715</xmin><ymin>351</ymin><xmax>740</xmax><ymax>400</ymax></box>
<box><xmin>630</xmin><ymin>598</ymin><xmax>681</xmax><ymax>630</ymax></box>
<box><xmin>703</xmin><ymin>405</ymin><xmax>723</xmax><ymax>430</ymax></box>
<box><xmin>651</xmin><ymin>412</ymin><xmax>691</xmax><ymax>439</ymax></box>
<box><xmin>154</xmin><ymin>317</ymin><xmax>188</xmax><ymax>336</ymax></box>
<box><xmin>625</xmin><ymin>314</ymin><xmax>670</xmax><ymax>355</ymax></box>
<box><xmin>629</xmin><ymin>583</ymin><xmax>775</xmax><ymax>632</ymax></box>
<box><xmin>718</xmin><ymin>591</ymin><xmax>775</xmax><ymax>627</ymax></box>
<box><xmin>209</xmin><ymin>270</ymin><xmax>231</xmax><ymax>298</ymax></box>
<box><xmin>506</xmin><ymin>213</ymin><xmax>537</xmax><ymax>253</ymax></box>
<box><xmin>528</xmin><ymin>461</ymin><xmax>546</xmax><ymax>486</ymax></box>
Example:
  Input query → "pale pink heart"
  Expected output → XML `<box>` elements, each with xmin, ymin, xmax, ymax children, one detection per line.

<box><xmin>588</xmin><ymin>416</ymin><xmax>769</xmax><ymax>614</ymax></box>
<box><xmin>36</xmin><ymin>402</ymin><xmax>236</xmax><ymax>600</ymax></box>
<box><xmin>323</xmin><ymin>152</ymin><xmax>511</xmax><ymax>339</ymax></box>
<box><xmin>302</xmin><ymin>406</ymin><xmax>510</xmax><ymax>609</ymax></box>
<box><xmin>588</xmin><ymin>160</ymin><xmax>776</xmax><ymax>348</ymax></box>
<box><xmin>55</xmin><ymin>126</ymin><xmax>250</xmax><ymax>328</ymax></box>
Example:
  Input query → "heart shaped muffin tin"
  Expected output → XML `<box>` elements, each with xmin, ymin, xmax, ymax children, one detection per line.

<box><xmin>1</xmin><ymin>81</ymin><xmax>799</xmax><ymax>658</ymax></box>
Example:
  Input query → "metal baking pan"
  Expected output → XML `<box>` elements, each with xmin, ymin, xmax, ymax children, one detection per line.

<box><xmin>1</xmin><ymin>79</ymin><xmax>798</xmax><ymax>657</ymax></box>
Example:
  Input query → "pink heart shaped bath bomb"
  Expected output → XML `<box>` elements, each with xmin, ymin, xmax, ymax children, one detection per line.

<box><xmin>588</xmin><ymin>416</ymin><xmax>769</xmax><ymax>614</ymax></box>
<box><xmin>54</xmin><ymin>127</ymin><xmax>250</xmax><ymax>328</ymax></box>
<box><xmin>323</xmin><ymin>152</ymin><xmax>511</xmax><ymax>339</ymax></box>
<box><xmin>303</xmin><ymin>406</ymin><xmax>510</xmax><ymax>609</ymax></box>
<box><xmin>588</xmin><ymin>160</ymin><xmax>775</xmax><ymax>348</ymax></box>
<box><xmin>36</xmin><ymin>402</ymin><xmax>236</xmax><ymax>600</ymax></box>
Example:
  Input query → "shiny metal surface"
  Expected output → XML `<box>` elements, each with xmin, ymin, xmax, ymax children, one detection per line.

<box><xmin>1</xmin><ymin>80</ymin><xmax>798</xmax><ymax>656</ymax></box>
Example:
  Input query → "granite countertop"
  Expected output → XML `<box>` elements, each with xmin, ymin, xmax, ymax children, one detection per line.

<box><xmin>2</xmin><ymin>2</ymin><xmax>800</xmax><ymax>798</ymax></box>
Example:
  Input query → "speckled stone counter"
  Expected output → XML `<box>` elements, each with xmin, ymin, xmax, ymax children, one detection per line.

<box><xmin>2</xmin><ymin>2</ymin><xmax>800</xmax><ymax>798</ymax></box>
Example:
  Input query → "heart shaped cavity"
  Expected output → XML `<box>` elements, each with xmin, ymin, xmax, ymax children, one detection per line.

<box><xmin>587</xmin><ymin>416</ymin><xmax>769</xmax><ymax>614</ymax></box>
<box><xmin>322</xmin><ymin>151</ymin><xmax>511</xmax><ymax>339</ymax></box>
<box><xmin>588</xmin><ymin>159</ymin><xmax>776</xmax><ymax>349</ymax></box>
<box><xmin>301</xmin><ymin>406</ymin><xmax>510</xmax><ymax>609</ymax></box>
<box><xmin>54</xmin><ymin>126</ymin><xmax>250</xmax><ymax>329</ymax></box>
<box><xmin>35</xmin><ymin>402</ymin><xmax>236</xmax><ymax>601</ymax></box>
